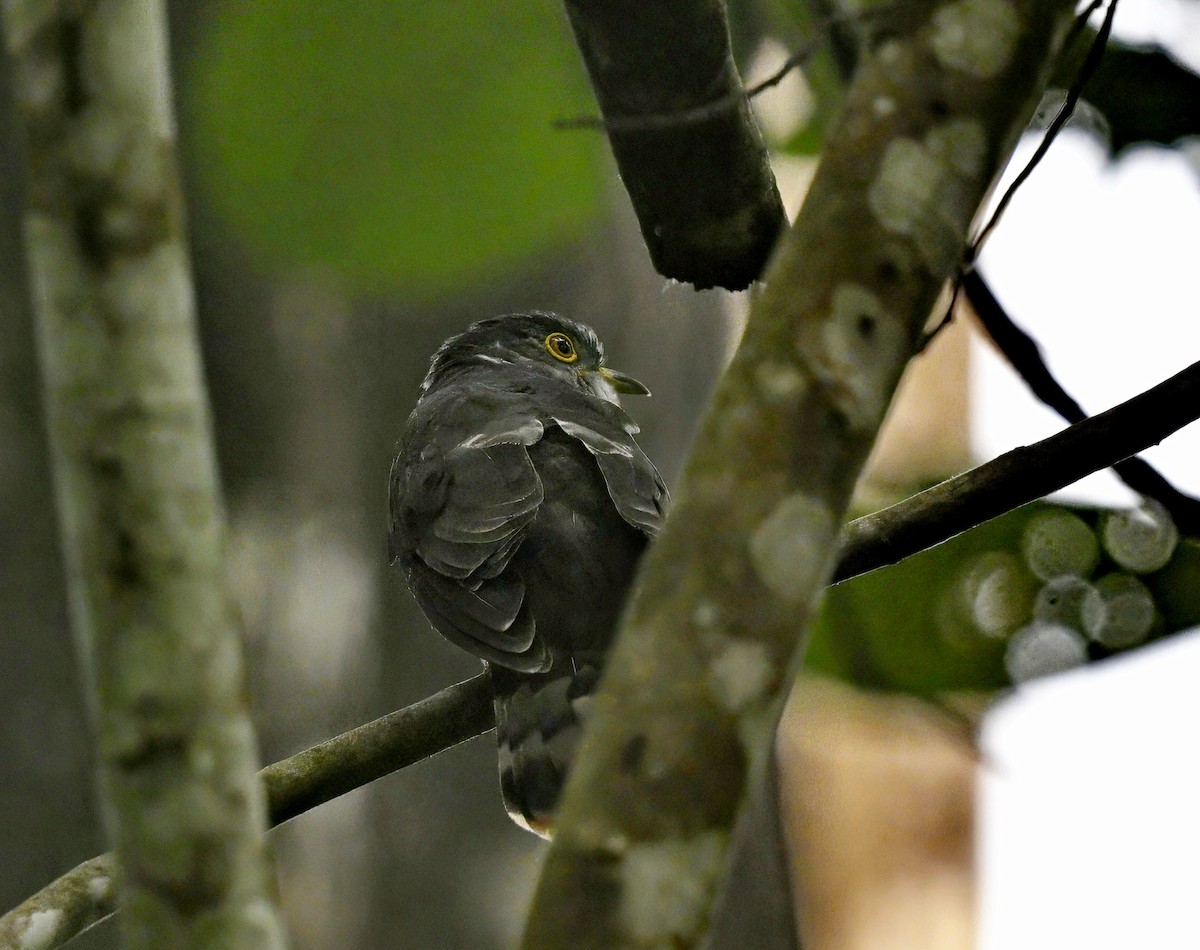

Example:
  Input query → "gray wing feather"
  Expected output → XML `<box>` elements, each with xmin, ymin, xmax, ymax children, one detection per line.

<box><xmin>552</xmin><ymin>410</ymin><xmax>668</xmax><ymax>536</ymax></box>
<box><xmin>392</xmin><ymin>396</ymin><xmax>550</xmax><ymax>671</ymax></box>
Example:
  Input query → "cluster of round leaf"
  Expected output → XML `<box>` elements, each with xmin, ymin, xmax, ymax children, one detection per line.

<box><xmin>940</xmin><ymin>501</ymin><xmax>1180</xmax><ymax>685</ymax></box>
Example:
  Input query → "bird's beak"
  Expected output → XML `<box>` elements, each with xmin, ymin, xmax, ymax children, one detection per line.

<box><xmin>598</xmin><ymin>367</ymin><xmax>651</xmax><ymax>396</ymax></box>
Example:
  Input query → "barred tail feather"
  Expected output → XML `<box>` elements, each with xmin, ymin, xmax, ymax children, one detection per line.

<box><xmin>488</xmin><ymin>659</ymin><xmax>601</xmax><ymax>838</ymax></box>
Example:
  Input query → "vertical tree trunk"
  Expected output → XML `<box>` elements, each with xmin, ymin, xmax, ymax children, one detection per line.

<box><xmin>1</xmin><ymin>2</ymin><xmax>287</xmax><ymax>947</ymax></box>
<box><xmin>522</xmin><ymin>0</ymin><xmax>1078</xmax><ymax>944</ymax></box>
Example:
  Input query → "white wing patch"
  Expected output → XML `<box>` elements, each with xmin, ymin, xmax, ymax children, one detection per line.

<box><xmin>460</xmin><ymin>418</ymin><xmax>545</xmax><ymax>450</ymax></box>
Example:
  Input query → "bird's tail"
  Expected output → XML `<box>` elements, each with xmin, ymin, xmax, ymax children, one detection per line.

<box><xmin>488</xmin><ymin>657</ymin><xmax>601</xmax><ymax>838</ymax></box>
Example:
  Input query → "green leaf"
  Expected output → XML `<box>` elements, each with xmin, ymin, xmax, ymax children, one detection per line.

<box><xmin>188</xmin><ymin>0</ymin><xmax>605</xmax><ymax>297</ymax></box>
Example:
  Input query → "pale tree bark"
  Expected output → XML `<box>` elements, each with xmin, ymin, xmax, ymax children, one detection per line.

<box><xmin>0</xmin><ymin>2</ymin><xmax>287</xmax><ymax>948</ymax></box>
<box><xmin>0</xmin><ymin>674</ymin><xmax>494</xmax><ymax>950</ymax></box>
<box><xmin>521</xmin><ymin>0</ymin><xmax>1079</xmax><ymax>946</ymax></box>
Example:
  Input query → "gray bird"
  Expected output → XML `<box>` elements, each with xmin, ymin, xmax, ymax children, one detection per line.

<box><xmin>389</xmin><ymin>312</ymin><xmax>668</xmax><ymax>835</ymax></box>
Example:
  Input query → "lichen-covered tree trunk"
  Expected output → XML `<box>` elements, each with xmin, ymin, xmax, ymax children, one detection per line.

<box><xmin>521</xmin><ymin>0</ymin><xmax>1078</xmax><ymax>946</ymax></box>
<box><xmin>0</xmin><ymin>2</ymin><xmax>287</xmax><ymax>948</ymax></box>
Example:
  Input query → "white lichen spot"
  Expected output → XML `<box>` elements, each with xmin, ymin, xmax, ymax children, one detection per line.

<box><xmin>692</xmin><ymin>598</ymin><xmax>720</xmax><ymax>629</ymax></box>
<box><xmin>749</xmin><ymin>493</ymin><xmax>836</xmax><ymax>602</ymax></box>
<box><xmin>813</xmin><ymin>284</ymin><xmax>905</xmax><ymax>430</ymax></box>
<box><xmin>876</xmin><ymin>39</ymin><xmax>906</xmax><ymax>67</ymax></box>
<box><xmin>19</xmin><ymin>908</ymin><xmax>63</xmax><ymax>949</ymax></box>
<box><xmin>868</xmin><ymin>124</ymin><xmax>985</xmax><ymax>273</ymax></box>
<box><xmin>869</xmin><ymin>138</ymin><xmax>941</xmax><ymax>236</ymax></box>
<box><xmin>619</xmin><ymin>832</ymin><xmax>727</xmax><ymax>943</ymax></box>
<box><xmin>708</xmin><ymin>639</ymin><xmax>774</xmax><ymax>712</ymax></box>
<box><xmin>925</xmin><ymin>118</ymin><xmax>987</xmax><ymax>177</ymax></box>
<box><xmin>873</xmin><ymin>96</ymin><xmax>897</xmax><ymax>117</ymax></box>
<box><xmin>101</xmin><ymin>244</ymin><xmax>194</xmax><ymax>334</ymax></box>
<box><xmin>87</xmin><ymin>874</ymin><xmax>112</xmax><ymax>902</ymax></box>
<box><xmin>754</xmin><ymin>360</ymin><xmax>807</xmax><ymax>404</ymax></box>
<box><xmin>931</xmin><ymin>0</ymin><xmax>1020</xmax><ymax>79</ymax></box>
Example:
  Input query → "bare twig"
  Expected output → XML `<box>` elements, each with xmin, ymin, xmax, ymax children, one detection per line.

<box><xmin>962</xmin><ymin>270</ymin><xmax>1200</xmax><ymax>535</ymax></box>
<box><xmin>968</xmin><ymin>0</ymin><xmax>1116</xmax><ymax>261</ymax></box>
<box><xmin>553</xmin><ymin>38</ymin><xmax>824</xmax><ymax>132</ymax></box>
<box><xmin>835</xmin><ymin>355</ymin><xmax>1200</xmax><ymax>582</ymax></box>
<box><xmin>263</xmin><ymin>673</ymin><xmax>493</xmax><ymax>826</ymax></box>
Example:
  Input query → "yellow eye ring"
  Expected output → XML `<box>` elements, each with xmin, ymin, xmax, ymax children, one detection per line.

<box><xmin>545</xmin><ymin>332</ymin><xmax>579</xmax><ymax>363</ymax></box>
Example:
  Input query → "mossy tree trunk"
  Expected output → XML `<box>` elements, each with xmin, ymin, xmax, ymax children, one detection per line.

<box><xmin>0</xmin><ymin>2</ymin><xmax>287</xmax><ymax>947</ymax></box>
<box><xmin>521</xmin><ymin>0</ymin><xmax>1078</xmax><ymax>946</ymax></box>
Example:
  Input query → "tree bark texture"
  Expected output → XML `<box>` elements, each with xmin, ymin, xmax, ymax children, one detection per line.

<box><xmin>0</xmin><ymin>674</ymin><xmax>495</xmax><ymax>950</ymax></box>
<box><xmin>1</xmin><ymin>2</ymin><xmax>287</xmax><ymax>947</ymax></box>
<box><xmin>562</xmin><ymin>0</ymin><xmax>786</xmax><ymax>290</ymax></box>
<box><xmin>521</xmin><ymin>0</ymin><xmax>1078</xmax><ymax>946</ymax></box>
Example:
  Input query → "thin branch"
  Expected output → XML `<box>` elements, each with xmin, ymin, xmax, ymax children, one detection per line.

<box><xmin>263</xmin><ymin>673</ymin><xmax>494</xmax><ymax>826</ymax></box>
<box><xmin>968</xmin><ymin>0</ymin><xmax>1116</xmax><ymax>261</ymax></box>
<box><xmin>835</xmin><ymin>355</ymin><xmax>1200</xmax><ymax>582</ymax></box>
<box><xmin>0</xmin><ymin>674</ymin><xmax>494</xmax><ymax>950</ymax></box>
<box><xmin>553</xmin><ymin>4</ymin><xmax>896</xmax><ymax>134</ymax></box>
<box><xmin>0</xmin><ymin>857</ymin><xmax>117</xmax><ymax>950</ymax></box>
<box><xmin>928</xmin><ymin>0</ymin><xmax>1111</xmax><ymax>342</ymax></box>
<box><xmin>962</xmin><ymin>269</ymin><xmax>1200</xmax><ymax>535</ymax></box>
<box><xmin>553</xmin><ymin>38</ymin><xmax>824</xmax><ymax>132</ymax></box>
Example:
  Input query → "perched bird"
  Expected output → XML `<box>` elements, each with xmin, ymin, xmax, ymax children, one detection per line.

<box><xmin>389</xmin><ymin>313</ymin><xmax>668</xmax><ymax>836</ymax></box>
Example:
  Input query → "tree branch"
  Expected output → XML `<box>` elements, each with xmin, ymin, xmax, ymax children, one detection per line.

<box><xmin>520</xmin><ymin>0</ymin><xmax>1079</xmax><ymax>945</ymax></box>
<box><xmin>0</xmin><ymin>675</ymin><xmax>494</xmax><ymax>950</ymax></box>
<box><xmin>561</xmin><ymin>0</ymin><xmax>786</xmax><ymax>289</ymax></box>
<box><xmin>2</xmin><ymin>2</ymin><xmax>287</xmax><ymax>947</ymax></box>
<box><xmin>962</xmin><ymin>270</ymin><xmax>1200</xmax><ymax>535</ymax></box>
<box><xmin>835</xmin><ymin>354</ymin><xmax>1200</xmax><ymax>582</ymax></box>
<box><xmin>263</xmin><ymin>674</ymin><xmax>494</xmax><ymax>827</ymax></box>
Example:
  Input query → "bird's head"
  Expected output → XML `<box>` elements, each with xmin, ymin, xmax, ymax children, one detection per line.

<box><xmin>421</xmin><ymin>312</ymin><xmax>650</xmax><ymax>404</ymax></box>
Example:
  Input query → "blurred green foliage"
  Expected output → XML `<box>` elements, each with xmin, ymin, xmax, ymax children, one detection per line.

<box><xmin>807</xmin><ymin>503</ymin><xmax>1200</xmax><ymax>697</ymax></box>
<box><xmin>188</xmin><ymin>0</ymin><xmax>605</xmax><ymax>298</ymax></box>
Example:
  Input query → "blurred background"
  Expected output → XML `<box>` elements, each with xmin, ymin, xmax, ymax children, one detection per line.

<box><xmin>1</xmin><ymin>0</ymin><xmax>1197</xmax><ymax>947</ymax></box>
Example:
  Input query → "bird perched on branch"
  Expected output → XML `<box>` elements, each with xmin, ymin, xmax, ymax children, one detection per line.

<box><xmin>389</xmin><ymin>313</ymin><xmax>668</xmax><ymax>836</ymax></box>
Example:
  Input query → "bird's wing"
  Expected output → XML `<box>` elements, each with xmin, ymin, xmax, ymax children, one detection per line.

<box><xmin>549</xmin><ymin>395</ymin><xmax>669</xmax><ymax>537</ymax></box>
<box><xmin>390</xmin><ymin>389</ymin><xmax>550</xmax><ymax>672</ymax></box>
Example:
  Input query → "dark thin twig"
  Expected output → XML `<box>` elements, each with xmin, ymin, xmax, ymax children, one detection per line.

<box><xmin>963</xmin><ymin>270</ymin><xmax>1200</xmax><ymax>534</ymax></box>
<box><xmin>835</xmin><ymin>355</ymin><xmax>1200</xmax><ymax>582</ymax></box>
<box><xmin>928</xmin><ymin>1</ymin><xmax>1114</xmax><ymax>352</ymax></box>
<box><xmin>968</xmin><ymin>0</ymin><xmax>1116</xmax><ymax>262</ymax></box>
<box><xmin>553</xmin><ymin>38</ymin><xmax>824</xmax><ymax>132</ymax></box>
<box><xmin>553</xmin><ymin>4</ymin><xmax>897</xmax><ymax>134</ymax></box>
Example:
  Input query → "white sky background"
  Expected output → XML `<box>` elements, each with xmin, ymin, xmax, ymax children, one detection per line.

<box><xmin>975</xmin><ymin>2</ymin><xmax>1200</xmax><ymax>947</ymax></box>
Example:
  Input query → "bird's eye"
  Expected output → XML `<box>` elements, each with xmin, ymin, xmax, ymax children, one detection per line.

<box><xmin>544</xmin><ymin>332</ymin><xmax>578</xmax><ymax>363</ymax></box>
